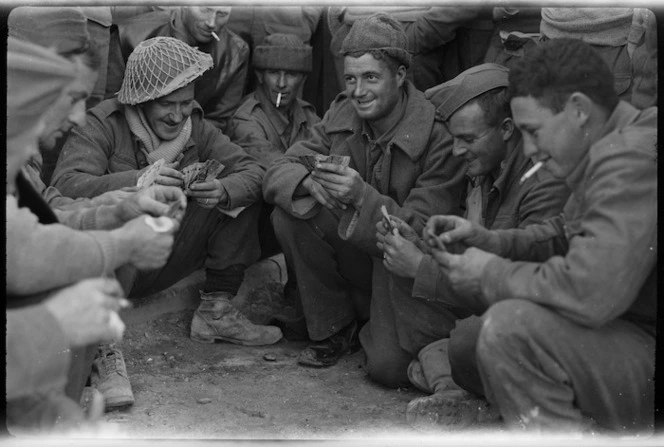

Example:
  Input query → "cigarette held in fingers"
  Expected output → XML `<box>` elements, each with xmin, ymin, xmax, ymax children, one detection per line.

<box><xmin>519</xmin><ymin>161</ymin><xmax>544</xmax><ymax>184</ymax></box>
<box><xmin>211</xmin><ymin>31</ymin><xmax>220</xmax><ymax>41</ymax></box>
<box><xmin>276</xmin><ymin>92</ymin><xmax>282</xmax><ymax>108</ymax></box>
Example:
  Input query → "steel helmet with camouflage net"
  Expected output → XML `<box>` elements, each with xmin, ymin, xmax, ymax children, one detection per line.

<box><xmin>117</xmin><ymin>36</ymin><xmax>213</xmax><ymax>105</ymax></box>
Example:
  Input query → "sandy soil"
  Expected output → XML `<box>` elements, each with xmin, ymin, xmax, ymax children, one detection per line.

<box><xmin>101</xmin><ymin>309</ymin><xmax>502</xmax><ymax>441</ymax></box>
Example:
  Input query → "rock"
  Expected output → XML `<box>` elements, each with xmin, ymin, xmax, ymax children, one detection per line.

<box><xmin>197</xmin><ymin>398</ymin><xmax>212</xmax><ymax>404</ymax></box>
<box><xmin>263</xmin><ymin>354</ymin><xmax>277</xmax><ymax>362</ymax></box>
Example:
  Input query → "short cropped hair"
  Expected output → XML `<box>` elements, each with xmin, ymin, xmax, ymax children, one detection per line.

<box><xmin>466</xmin><ymin>87</ymin><xmax>511</xmax><ymax>127</ymax></box>
<box><xmin>508</xmin><ymin>38</ymin><xmax>619</xmax><ymax>113</ymax></box>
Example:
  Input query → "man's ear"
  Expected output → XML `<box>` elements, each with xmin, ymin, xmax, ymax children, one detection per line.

<box><xmin>396</xmin><ymin>65</ymin><xmax>407</xmax><ymax>88</ymax></box>
<box><xmin>255</xmin><ymin>71</ymin><xmax>264</xmax><ymax>85</ymax></box>
<box><xmin>500</xmin><ymin>117</ymin><xmax>515</xmax><ymax>141</ymax></box>
<box><xmin>568</xmin><ymin>92</ymin><xmax>592</xmax><ymax>126</ymax></box>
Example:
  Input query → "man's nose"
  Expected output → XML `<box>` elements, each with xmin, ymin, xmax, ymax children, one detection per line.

<box><xmin>68</xmin><ymin>101</ymin><xmax>87</xmax><ymax>128</ymax></box>
<box><xmin>205</xmin><ymin>12</ymin><xmax>216</xmax><ymax>28</ymax></box>
<box><xmin>452</xmin><ymin>140</ymin><xmax>468</xmax><ymax>157</ymax></box>
<box><xmin>352</xmin><ymin>79</ymin><xmax>365</xmax><ymax>98</ymax></box>
<box><xmin>277</xmin><ymin>71</ymin><xmax>286</xmax><ymax>88</ymax></box>
<box><xmin>169</xmin><ymin>105</ymin><xmax>183</xmax><ymax>122</ymax></box>
<box><xmin>521</xmin><ymin>134</ymin><xmax>538</xmax><ymax>158</ymax></box>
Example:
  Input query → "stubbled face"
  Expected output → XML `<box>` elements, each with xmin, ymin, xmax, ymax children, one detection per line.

<box><xmin>343</xmin><ymin>53</ymin><xmax>404</xmax><ymax>125</ymax></box>
<box><xmin>182</xmin><ymin>6</ymin><xmax>231</xmax><ymax>44</ymax></box>
<box><xmin>447</xmin><ymin>101</ymin><xmax>507</xmax><ymax>178</ymax></box>
<box><xmin>510</xmin><ymin>95</ymin><xmax>585</xmax><ymax>179</ymax></box>
<box><xmin>141</xmin><ymin>84</ymin><xmax>195</xmax><ymax>141</ymax></box>
<box><xmin>38</xmin><ymin>59</ymin><xmax>97</xmax><ymax>151</ymax></box>
<box><xmin>256</xmin><ymin>69</ymin><xmax>306</xmax><ymax>109</ymax></box>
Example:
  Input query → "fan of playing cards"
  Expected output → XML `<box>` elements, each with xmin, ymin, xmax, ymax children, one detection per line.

<box><xmin>136</xmin><ymin>158</ymin><xmax>166</xmax><ymax>189</ymax></box>
<box><xmin>181</xmin><ymin>159</ymin><xmax>225</xmax><ymax>195</ymax></box>
<box><xmin>299</xmin><ymin>154</ymin><xmax>350</xmax><ymax>172</ymax></box>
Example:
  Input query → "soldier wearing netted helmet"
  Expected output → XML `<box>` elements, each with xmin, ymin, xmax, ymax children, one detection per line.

<box><xmin>116</xmin><ymin>6</ymin><xmax>249</xmax><ymax>133</ymax></box>
<box><xmin>52</xmin><ymin>36</ymin><xmax>283</xmax><ymax>348</ymax></box>
<box><xmin>263</xmin><ymin>13</ymin><xmax>465</xmax><ymax>371</ymax></box>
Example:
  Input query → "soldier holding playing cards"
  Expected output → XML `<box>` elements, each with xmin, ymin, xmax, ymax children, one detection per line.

<box><xmin>263</xmin><ymin>13</ymin><xmax>466</xmax><ymax>370</ymax></box>
<box><xmin>51</xmin><ymin>36</ymin><xmax>282</xmax><ymax>347</ymax></box>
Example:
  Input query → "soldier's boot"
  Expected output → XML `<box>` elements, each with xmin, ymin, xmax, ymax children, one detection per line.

<box><xmin>191</xmin><ymin>291</ymin><xmax>283</xmax><ymax>346</ymax></box>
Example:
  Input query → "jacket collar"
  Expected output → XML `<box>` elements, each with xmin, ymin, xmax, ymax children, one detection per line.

<box><xmin>254</xmin><ymin>88</ymin><xmax>311</xmax><ymax>135</ymax></box>
<box><xmin>325</xmin><ymin>81</ymin><xmax>436</xmax><ymax>161</ymax></box>
<box><xmin>492</xmin><ymin>135</ymin><xmax>526</xmax><ymax>194</ymax></box>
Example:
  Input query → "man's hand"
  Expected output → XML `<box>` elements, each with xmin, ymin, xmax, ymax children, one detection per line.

<box><xmin>43</xmin><ymin>277</ymin><xmax>130</xmax><ymax>347</ymax></box>
<box><xmin>431</xmin><ymin>247</ymin><xmax>497</xmax><ymax>299</ymax></box>
<box><xmin>381</xmin><ymin>231</ymin><xmax>425</xmax><ymax>279</ymax></box>
<box><xmin>114</xmin><ymin>215</ymin><xmax>178</xmax><ymax>270</ymax></box>
<box><xmin>137</xmin><ymin>161</ymin><xmax>184</xmax><ymax>187</ymax></box>
<box><xmin>311</xmin><ymin>162</ymin><xmax>367</xmax><ymax>208</ymax></box>
<box><xmin>424</xmin><ymin>215</ymin><xmax>494</xmax><ymax>253</ymax></box>
<box><xmin>302</xmin><ymin>174</ymin><xmax>347</xmax><ymax>210</ymax></box>
<box><xmin>116</xmin><ymin>185</ymin><xmax>187</xmax><ymax>223</ymax></box>
<box><xmin>188</xmin><ymin>178</ymin><xmax>226</xmax><ymax>210</ymax></box>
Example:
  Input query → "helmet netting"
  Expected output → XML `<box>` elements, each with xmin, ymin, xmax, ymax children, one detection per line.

<box><xmin>117</xmin><ymin>36</ymin><xmax>213</xmax><ymax>105</ymax></box>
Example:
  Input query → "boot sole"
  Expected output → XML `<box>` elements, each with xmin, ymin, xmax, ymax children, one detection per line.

<box><xmin>191</xmin><ymin>333</ymin><xmax>282</xmax><ymax>346</ymax></box>
<box><xmin>104</xmin><ymin>396</ymin><xmax>135</xmax><ymax>409</ymax></box>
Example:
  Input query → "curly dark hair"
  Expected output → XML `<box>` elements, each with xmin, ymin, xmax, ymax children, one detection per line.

<box><xmin>508</xmin><ymin>38</ymin><xmax>619</xmax><ymax>113</ymax></box>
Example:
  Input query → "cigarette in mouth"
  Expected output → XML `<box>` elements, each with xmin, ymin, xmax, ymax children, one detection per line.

<box><xmin>276</xmin><ymin>93</ymin><xmax>282</xmax><ymax>108</ymax></box>
<box><xmin>519</xmin><ymin>161</ymin><xmax>544</xmax><ymax>184</ymax></box>
<box><xmin>211</xmin><ymin>31</ymin><xmax>220</xmax><ymax>42</ymax></box>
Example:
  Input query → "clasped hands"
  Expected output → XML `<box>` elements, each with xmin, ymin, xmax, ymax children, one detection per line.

<box><xmin>303</xmin><ymin>161</ymin><xmax>366</xmax><ymax>210</ymax></box>
<box><xmin>376</xmin><ymin>213</ymin><xmax>497</xmax><ymax>299</ymax></box>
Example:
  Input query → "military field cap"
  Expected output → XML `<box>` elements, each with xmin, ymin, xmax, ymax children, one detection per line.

<box><xmin>117</xmin><ymin>36</ymin><xmax>213</xmax><ymax>105</ymax></box>
<box><xmin>425</xmin><ymin>63</ymin><xmax>510</xmax><ymax>121</ymax></box>
<box><xmin>9</xmin><ymin>6</ymin><xmax>90</xmax><ymax>55</ymax></box>
<box><xmin>7</xmin><ymin>37</ymin><xmax>78</xmax><ymax>140</ymax></box>
<box><xmin>253</xmin><ymin>33</ymin><xmax>312</xmax><ymax>73</ymax></box>
<box><xmin>340</xmin><ymin>12</ymin><xmax>412</xmax><ymax>68</ymax></box>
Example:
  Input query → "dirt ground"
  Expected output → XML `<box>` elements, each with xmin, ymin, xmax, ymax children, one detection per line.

<box><xmin>98</xmin><ymin>308</ymin><xmax>504</xmax><ymax>441</ymax></box>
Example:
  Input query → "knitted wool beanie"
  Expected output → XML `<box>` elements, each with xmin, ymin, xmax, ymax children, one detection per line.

<box><xmin>253</xmin><ymin>33</ymin><xmax>312</xmax><ymax>73</ymax></box>
<box><xmin>8</xmin><ymin>6</ymin><xmax>90</xmax><ymax>55</ymax></box>
<box><xmin>117</xmin><ymin>36</ymin><xmax>213</xmax><ymax>105</ymax></box>
<box><xmin>340</xmin><ymin>12</ymin><xmax>411</xmax><ymax>68</ymax></box>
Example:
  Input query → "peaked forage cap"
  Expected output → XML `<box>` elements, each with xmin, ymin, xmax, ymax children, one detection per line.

<box><xmin>117</xmin><ymin>36</ymin><xmax>213</xmax><ymax>105</ymax></box>
<box><xmin>425</xmin><ymin>63</ymin><xmax>510</xmax><ymax>121</ymax></box>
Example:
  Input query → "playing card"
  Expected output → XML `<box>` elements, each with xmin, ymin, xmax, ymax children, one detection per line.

<box><xmin>181</xmin><ymin>159</ymin><xmax>225</xmax><ymax>194</ymax></box>
<box><xmin>380</xmin><ymin>205</ymin><xmax>396</xmax><ymax>232</ymax></box>
<box><xmin>136</xmin><ymin>158</ymin><xmax>166</xmax><ymax>189</ymax></box>
<box><xmin>298</xmin><ymin>154</ymin><xmax>350</xmax><ymax>172</ymax></box>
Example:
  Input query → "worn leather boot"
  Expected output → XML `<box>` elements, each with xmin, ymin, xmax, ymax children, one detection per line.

<box><xmin>191</xmin><ymin>291</ymin><xmax>283</xmax><ymax>346</ymax></box>
<box><xmin>90</xmin><ymin>345</ymin><xmax>134</xmax><ymax>410</ymax></box>
<box><xmin>406</xmin><ymin>339</ymin><xmax>501</xmax><ymax>429</ymax></box>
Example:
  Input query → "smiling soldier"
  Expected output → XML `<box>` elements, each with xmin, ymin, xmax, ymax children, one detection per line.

<box><xmin>51</xmin><ymin>36</ymin><xmax>282</xmax><ymax>348</ymax></box>
<box><xmin>117</xmin><ymin>6</ymin><xmax>249</xmax><ymax>132</ymax></box>
<box><xmin>263</xmin><ymin>13</ymin><xmax>466</xmax><ymax>375</ymax></box>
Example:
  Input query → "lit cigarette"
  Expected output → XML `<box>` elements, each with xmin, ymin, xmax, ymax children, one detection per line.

<box><xmin>519</xmin><ymin>161</ymin><xmax>544</xmax><ymax>184</ymax></box>
<box><xmin>211</xmin><ymin>31</ymin><xmax>220</xmax><ymax>42</ymax></box>
<box><xmin>276</xmin><ymin>92</ymin><xmax>282</xmax><ymax>108</ymax></box>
